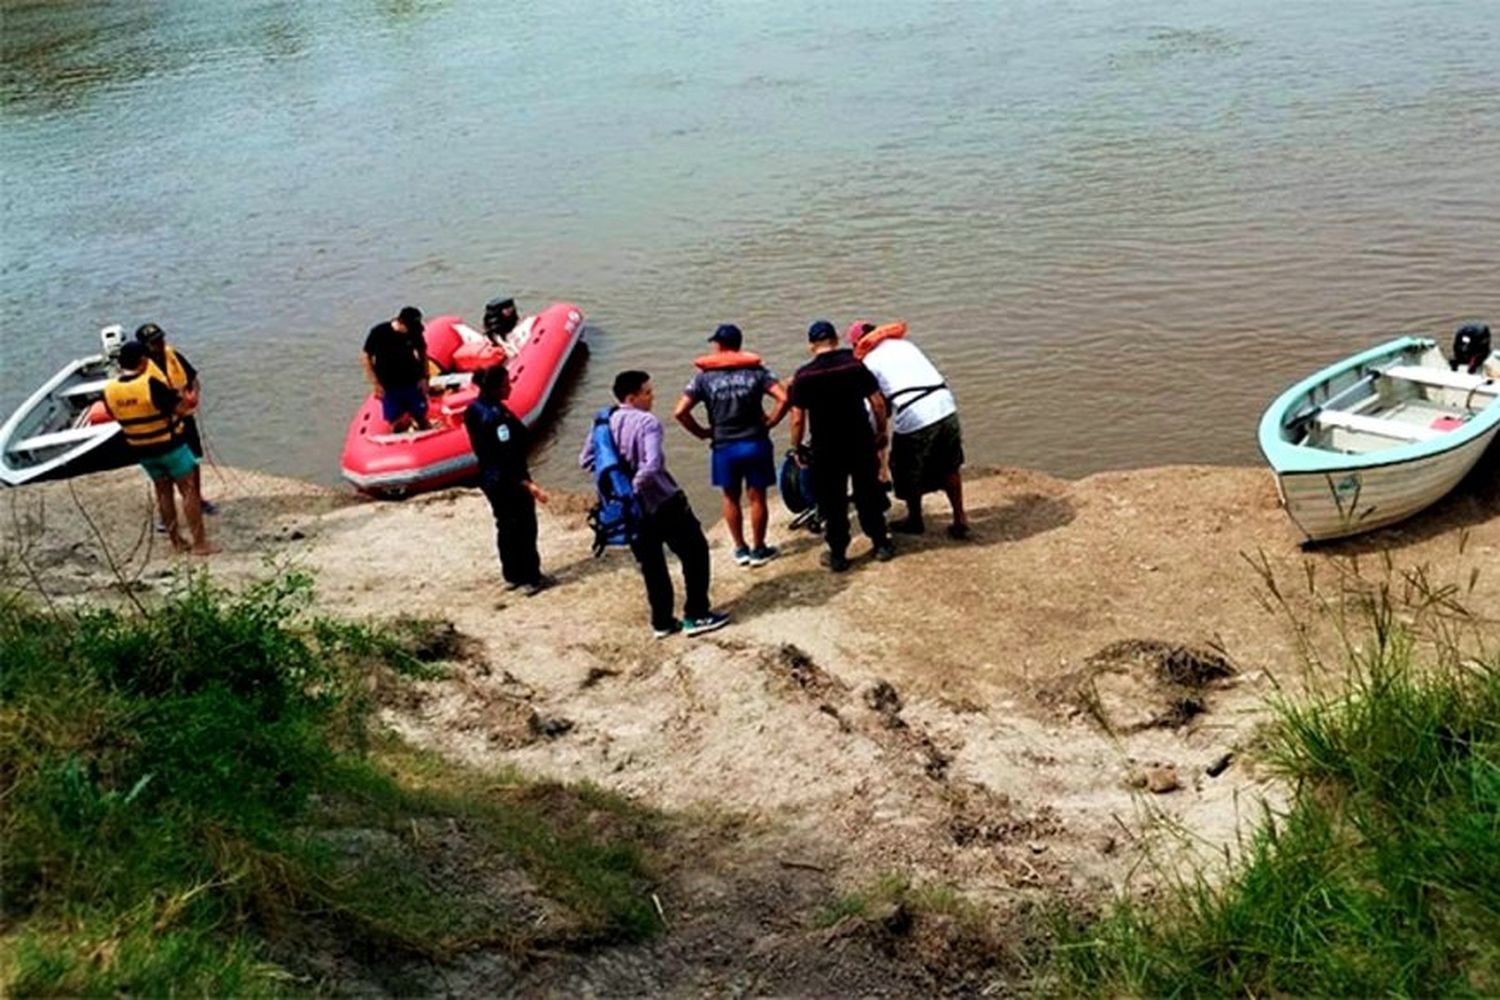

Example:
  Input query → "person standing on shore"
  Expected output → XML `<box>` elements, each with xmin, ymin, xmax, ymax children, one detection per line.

<box><xmin>135</xmin><ymin>323</ymin><xmax>218</xmax><ymax>517</ymax></box>
<box><xmin>464</xmin><ymin>365</ymin><xmax>555</xmax><ymax>597</ymax></box>
<box><xmin>580</xmin><ymin>370</ymin><xmax>730</xmax><ymax>639</ymax></box>
<box><xmin>788</xmin><ymin>320</ymin><xmax>894</xmax><ymax>573</ymax></box>
<box><xmin>672</xmin><ymin>323</ymin><xmax>789</xmax><ymax>568</ymax></box>
<box><xmin>849</xmin><ymin>321</ymin><xmax>969</xmax><ymax>539</ymax></box>
<box><xmin>103</xmin><ymin>341</ymin><xmax>217</xmax><ymax>556</ymax></box>
<box><xmin>362</xmin><ymin>306</ymin><xmax>431</xmax><ymax>432</ymax></box>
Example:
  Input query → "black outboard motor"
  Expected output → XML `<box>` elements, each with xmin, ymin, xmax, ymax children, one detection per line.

<box><xmin>1451</xmin><ymin>322</ymin><xmax>1491</xmax><ymax>374</ymax></box>
<box><xmin>483</xmin><ymin>296</ymin><xmax>519</xmax><ymax>343</ymax></box>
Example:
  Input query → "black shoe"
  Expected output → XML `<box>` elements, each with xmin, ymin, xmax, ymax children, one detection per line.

<box><xmin>890</xmin><ymin>517</ymin><xmax>925</xmax><ymax>535</ymax></box>
<box><xmin>873</xmin><ymin>542</ymin><xmax>896</xmax><ymax>562</ymax></box>
<box><xmin>523</xmin><ymin>574</ymin><xmax>557</xmax><ymax>597</ymax></box>
<box><xmin>821</xmin><ymin>551</ymin><xmax>851</xmax><ymax>573</ymax></box>
<box><xmin>947</xmin><ymin>523</ymin><xmax>972</xmax><ymax>541</ymax></box>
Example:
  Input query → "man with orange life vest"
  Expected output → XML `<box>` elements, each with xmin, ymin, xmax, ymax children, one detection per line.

<box><xmin>672</xmin><ymin>324</ymin><xmax>790</xmax><ymax>567</ymax></box>
<box><xmin>103</xmin><ymin>341</ymin><xmax>217</xmax><ymax>556</ymax></box>
<box><xmin>135</xmin><ymin>323</ymin><xmax>217</xmax><ymax>516</ymax></box>
<box><xmin>848</xmin><ymin>320</ymin><xmax>969</xmax><ymax>539</ymax></box>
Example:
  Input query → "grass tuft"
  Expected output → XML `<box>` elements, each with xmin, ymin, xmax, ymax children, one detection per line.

<box><xmin>1051</xmin><ymin>564</ymin><xmax>1500</xmax><ymax>997</ymax></box>
<box><xmin>0</xmin><ymin>572</ymin><xmax>660</xmax><ymax>995</ymax></box>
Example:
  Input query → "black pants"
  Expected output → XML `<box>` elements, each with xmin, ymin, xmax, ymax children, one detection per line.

<box><xmin>629</xmin><ymin>492</ymin><xmax>710</xmax><ymax>630</ymax></box>
<box><xmin>481</xmin><ymin>481</ymin><xmax>540</xmax><ymax>586</ymax></box>
<box><xmin>811</xmin><ymin>445</ymin><xmax>888</xmax><ymax>556</ymax></box>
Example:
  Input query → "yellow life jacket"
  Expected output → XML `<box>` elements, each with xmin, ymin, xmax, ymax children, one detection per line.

<box><xmin>148</xmin><ymin>347</ymin><xmax>189</xmax><ymax>390</ymax></box>
<box><xmin>103</xmin><ymin>372</ymin><xmax>177</xmax><ymax>449</ymax></box>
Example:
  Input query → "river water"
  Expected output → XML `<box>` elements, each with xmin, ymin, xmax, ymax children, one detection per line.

<box><xmin>3</xmin><ymin>0</ymin><xmax>1498</xmax><ymax>500</ymax></box>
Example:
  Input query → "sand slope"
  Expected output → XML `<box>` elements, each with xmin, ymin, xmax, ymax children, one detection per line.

<box><xmin>5</xmin><ymin>456</ymin><xmax>1497</xmax><ymax>990</ymax></box>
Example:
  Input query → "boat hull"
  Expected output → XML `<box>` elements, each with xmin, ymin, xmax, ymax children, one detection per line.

<box><xmin>0</xmin><ymin>354</ymin><xmax>132</xmax><ymax>488</ymax></box>
<box><xmin>339</xmin><ymin>303</ymin><xmax>585</xmax><ymax>498</ymax></box>
<box><xmin>1259</xmin><ymin>335</ymin><xmax>1500</xmax><ymax>541</ymax></box>
<box><xmin>1273</xmin><ymin>429</ymin><xmax>1498</xmax><ymax>540</ymax></box>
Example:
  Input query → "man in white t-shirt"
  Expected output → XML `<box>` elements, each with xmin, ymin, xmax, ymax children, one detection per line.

<box><xmin>848</xmin><ymin>321</ymin><xmax>970</xmax><ymax>540</ymax></box>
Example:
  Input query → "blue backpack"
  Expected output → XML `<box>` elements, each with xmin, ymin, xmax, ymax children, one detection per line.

<box><xmin>587</xmin><ymin>406</ymin><xmax>641</xmax><ymax>556</ymax></box>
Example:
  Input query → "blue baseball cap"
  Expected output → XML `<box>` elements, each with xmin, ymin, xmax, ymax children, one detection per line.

<box><xmin>708</xmin><ymin>323</ymin><xmax>743</xmax><ymax>348</ymax></box>
<box><xmin>807</xmin><ymin>319</ymin><xmax>837</xmax><ymax>343</ymax></box>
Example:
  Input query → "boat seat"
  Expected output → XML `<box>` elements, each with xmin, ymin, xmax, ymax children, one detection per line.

<box><xmin>1384</xmin><ymin>365</ymin><xmax>1498</xmax><ymax>394</ymax></box>
<box><xmin>58</xmin><ymin>378</ymin><xmax>112</xmax><ymax>399</ymax></box>
<box><xmin>10</xmin><ymin>426</ymin><xmax>109</xmax><ymax>452</ymax></box>
<box><xmin>1315</xmin><ymin>409</ymin><xmax>1441</xmax><ymax>443</ymax></box>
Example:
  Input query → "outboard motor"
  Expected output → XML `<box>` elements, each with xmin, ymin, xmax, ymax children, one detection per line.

<box><xmin>1451</xmin><ymin>323</ymin><xmax>1491</xmax><ymax>375</ymax></box>
<box><xmin>483</xmin><ymin>296</ymin><xmax>519</xmax><ymax>343</ymax></box>
<box><xmin>99</xmin><ymin>324</ymin><xmax>126</xmax><ymax>360</ymax></box>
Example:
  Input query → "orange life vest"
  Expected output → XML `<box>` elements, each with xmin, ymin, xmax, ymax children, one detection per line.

<box><xmin>694</xmin><ymin>350</ymin><xmax>764</xmax><ymax>371</ymax></box>
<box><xmin>852</xmin><ymin>322</ymin><xmax>907</xmax><ymax>361</ymax></box>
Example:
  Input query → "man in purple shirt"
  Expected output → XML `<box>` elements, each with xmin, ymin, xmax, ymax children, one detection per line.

<box><xmin>580</xmin><ymin>370</ymin><xmax>730</xmax><ymax>639</ymax></box>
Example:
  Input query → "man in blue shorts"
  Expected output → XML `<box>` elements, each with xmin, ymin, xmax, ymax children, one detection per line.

<box><xmin>362</xmin><ymin>305</ymin><xmax>431</xmax><ymax>432</ymax></box>
<box><xmin>673</xmin><ymin>324</ymin><xmax>789</xmax><ymax>567</ymax></box>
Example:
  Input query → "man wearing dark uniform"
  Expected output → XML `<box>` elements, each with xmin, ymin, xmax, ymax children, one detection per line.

<box><xmin>463</xmin><ymin>365</ymin><xmax>554</xmax><ymax>596</ymax></box>
<box><xmin>787</xmin><ymin>320</ymin><xmax>894</xmax><ymax>573</ymax></box>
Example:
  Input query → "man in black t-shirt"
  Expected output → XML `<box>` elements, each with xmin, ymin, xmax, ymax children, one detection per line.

<box><xmin>787</xmin><ymin>320</ymin><xmax>894</xmax><ymax>572</ymax></box>
<box><xmin>464</xmin><ymin>365</ymin><xmax>554</xmax><ymax>596</ymax></box>
<box><xmin>362</xmin><ymin>305</ymin><xmax>431</xmax><ymax>431</ymax></box>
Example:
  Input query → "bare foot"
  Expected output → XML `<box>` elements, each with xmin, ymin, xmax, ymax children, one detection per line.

<box><xmin>169</xmin><ymin>533</ymin><xmax>191</xmax><ymax>553</ymax></box>
<box><xmin>191</xmin><ymin>542</ymin><xmax>222</xmax><ymax>556</ymax></box>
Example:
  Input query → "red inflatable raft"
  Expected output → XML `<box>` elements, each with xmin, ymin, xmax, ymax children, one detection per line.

<box><xmin>339</xmin><ymin>302</ymin><xmax>585</xmax><ymax>497</ymax></box>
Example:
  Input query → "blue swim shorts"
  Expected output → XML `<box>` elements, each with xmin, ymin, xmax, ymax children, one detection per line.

<box><xmin>380</xmin><ymin>383</ymin><xmax>429</xmax><ymax>425</ymax></box>
<box><xmin>710</xmin><ymin>437</ymin><xmax>776</xmax><ymax>491</ymax></box>
<box><xmin>138</xmin><ymin>443</ymin><xmax>198</xmax><ymax>483</ymax></box>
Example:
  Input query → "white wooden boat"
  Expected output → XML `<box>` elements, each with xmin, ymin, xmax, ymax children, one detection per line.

<box><xmin>1258</xmin><ymin>335</ymin><xmax>1500</xmax><ymax>542</ymax></box>
<box><xmin>0</xmin><ymin>327</ymin><xmax>131</xmax><ymax>487</ymax></box>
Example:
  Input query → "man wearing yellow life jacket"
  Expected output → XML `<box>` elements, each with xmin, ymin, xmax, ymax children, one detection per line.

<box><xmin>672</xmin><ymin>324</ymin><xmax>790</xmax><ymax>568</ymax></box>
<box><xmin>136</xmin><ymin>323</ymin><xmax>217</xmax><ymax>515</ymax></box>
<box><xmin>103</xmin><ymin>342</ymin><xmax>217</xmax><ymax>556</ymax></box>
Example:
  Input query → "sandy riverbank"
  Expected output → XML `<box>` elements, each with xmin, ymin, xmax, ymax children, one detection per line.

<box><xmin>5</xmin><ymin>457</ymin><xmax>1497</xmax><ymax>989</ymax></box>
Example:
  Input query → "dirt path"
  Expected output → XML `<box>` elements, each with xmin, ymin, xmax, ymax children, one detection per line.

<box><xmin>7</xmin><ymin>456</ymin><xmax>1497</xmax><ymax>991</ymax></box>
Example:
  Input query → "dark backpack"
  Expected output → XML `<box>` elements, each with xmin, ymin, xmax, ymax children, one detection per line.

<box><xmin>586</xmin><ymin>406</ymin><xmax>641</xmax><ymax>556</ymax></box>
<box><xmin>1452</xmin><ymin>323</ymin><xmax>1491</xmax><ymax>375</ymax></box>
<box><xmin>779</xmin><ymin>449</ymin><xmax>815</xmax><ymax>514</ymax></box>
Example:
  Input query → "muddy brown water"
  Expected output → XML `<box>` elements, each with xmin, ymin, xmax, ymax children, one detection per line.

<box><xmin>3</xmin><ymin>0</ymin><xmax>1497</xmax><ymax>511</ymax></box>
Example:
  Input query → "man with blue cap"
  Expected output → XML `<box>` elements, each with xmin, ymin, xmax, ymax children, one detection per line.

<box><xmin>673</xmin><ymin>323</ymin><xmax>789</xmax><ymax>567</ymax></box>
<box><xmin>787</xmin><ymin>320</ymin><xmax>894</xmax><ymax>572</ymax></box>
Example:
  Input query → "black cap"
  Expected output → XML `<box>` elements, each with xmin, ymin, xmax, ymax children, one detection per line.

<box><xmin>807</xmin><ymin>319</ymin><xmax>837</xmax><ymax>343</ymax></box>
<box><xmin>119</xmin><ymin>341</ymin><xmax>147</xmax><ymax>369</ymax></box>
<box><xmin>708</xmin><ymin>323</ymin><xmax>743</xmax><ymax>349</ymax></box>
<box><xmin>398</xmin><ymin>306</ymin><xmax>423</xmax><ymax>329</ymax></box>
<box><xmin>135</xmin><ymin>322</ymin><xmax>165</xmax><ymax>343</ymax></box>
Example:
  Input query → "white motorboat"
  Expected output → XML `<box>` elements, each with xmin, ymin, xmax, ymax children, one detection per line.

<box><xmin>0</xmin><ymin>326</ymin><xmax>132</xmax><ymax>487</ymax></box>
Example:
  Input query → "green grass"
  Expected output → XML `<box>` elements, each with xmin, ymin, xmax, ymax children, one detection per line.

<box><xmin>1051</xmin><ymin>581</ymin><xmax>1500</xmax><ymax>997</ymax></box>
<box><xmin>0</xmin><ymin>572</ymin><xmax>660</xmax><ymax>996</ymax></box>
